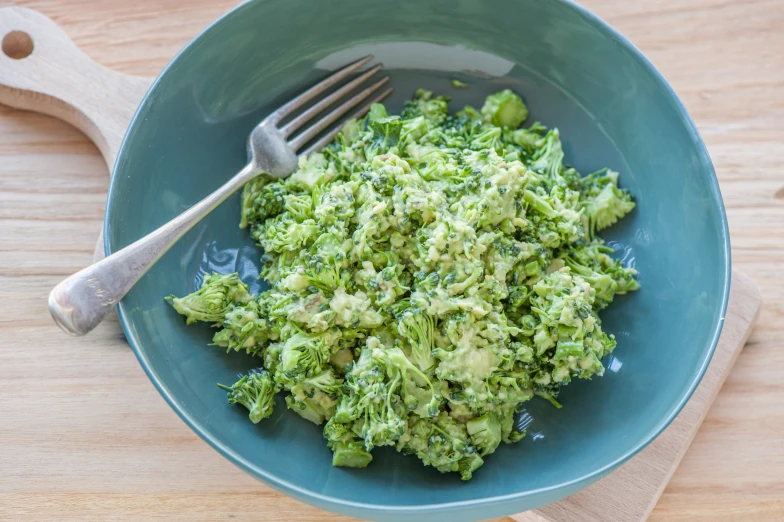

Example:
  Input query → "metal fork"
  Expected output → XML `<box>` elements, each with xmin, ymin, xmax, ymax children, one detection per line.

<box><xmin>48</xmin><ymin>56</ymin><xmax>391</xmax><ymax>336</ymax></box>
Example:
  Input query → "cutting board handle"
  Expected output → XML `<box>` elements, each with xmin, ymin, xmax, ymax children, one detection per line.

<box><xmin>0</xmin><ymin>7</ymin><xmax>153</xmax><ymax>262</ymax></box>
<box><xmin>0</xmin><ymin>7</ymin><xmax>152</xmax><ymax>168</ymax></box>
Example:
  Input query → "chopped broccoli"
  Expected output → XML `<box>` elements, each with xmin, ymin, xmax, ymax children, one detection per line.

<box><xmin>397</xmin><ymin>412</ymin><xmax>484</xmax><ymax>480</ymax></box>
<box><xmin>579</xmin><ymin>169</ymin><xmax>636</xmax><ymax>236</ymax></box>
<box><xmin>211</xmin><ymin>300</ymin><xmax>270</xmax><ymax>355</ymax></box>
<box><xmin>324</xmin><ymin>417</ymin><xmax>374</xmax><ymax>467</ymax></box>
<box><xmin>466</xmin><ymin>412</ymin><xmax>502</xmax><ymax>456</ymax></box>
<box><xmin>481</xmin><ymin>89</ymin><xmax>529</xmax><ymax>128</ymax></box>
<box><xmin>240</xmin><ymin>179</ymin><xmax>289</xmax><ymax>229</ymax></box>
<box><xmin>166</xmin><ymin>272</ymin><xmax>251</xmax><ymax>325</ymax></box>
<box><xmin>561</xmin><ymin>238</ymin><xmax>639</xmax><ymax>310</ymax></box>
<box><xmin>168</xmin><ymin>87</ymin><xmax>639</xmax><ymax>480</ymax></box>
<box><xmin>331</xmin><ymin>440</ymin><xmax>374</xmax><ymax>467</ymax></box>
<box><xmin>401</xmin><ymin>89</ymin><xmax>450</xmax><ymax>125</ymax></box>
<box><xmin>394</xmin><ymin>304</ymin><xmax>436</xmax><ymax>373</ymax></box>
<box><xmin>218</xmin><ymin>369</ymin><xmax>278</xmax><ymax>423</ymax></box>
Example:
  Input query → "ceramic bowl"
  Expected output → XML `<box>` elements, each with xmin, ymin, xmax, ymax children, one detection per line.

<box><xmin>105</xmin><ymin>0</ymin><xmax>730</xmax><ymax>520</ymax></box>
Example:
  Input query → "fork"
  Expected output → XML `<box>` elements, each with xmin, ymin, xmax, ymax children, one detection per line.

<box><xmin>48</xmin><ymin>56</ymin><xmax>391</xmax><ymax>336</ymax></box>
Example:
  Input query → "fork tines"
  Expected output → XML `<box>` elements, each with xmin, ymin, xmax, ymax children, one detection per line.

<box><xmin>270</xmin><ymin>55</ymin><xmax>392</xmax><ymax>155</ymax></box>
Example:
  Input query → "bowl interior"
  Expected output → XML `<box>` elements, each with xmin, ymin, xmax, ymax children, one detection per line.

<box><xmin>106</xmin><ymin>0</ymin><xmax>729</xmax><ymax>520</ymax></box>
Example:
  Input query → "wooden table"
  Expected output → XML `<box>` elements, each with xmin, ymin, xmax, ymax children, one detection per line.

<box><xmin>0</xmin><ymin>0</ymin><xmax>781</xmax><ymax>520</ymax></box>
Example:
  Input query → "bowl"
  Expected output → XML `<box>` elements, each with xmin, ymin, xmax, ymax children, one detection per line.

<box><xmin>104</xmin><ymin>0</ymin><xmax>730</xmax><ymax>520</ymax></box>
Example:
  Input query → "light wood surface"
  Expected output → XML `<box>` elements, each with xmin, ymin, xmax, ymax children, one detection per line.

<box><xmin>0</xmin><ymin>6</ymin><xmax>152</xmax><ymax>262</ymax></box>
<box><xmin>512</xmin><ymin>271</ymin><xmax>761</xmax><ymax>522</ymax></box>
<box><xmin>0</xmin><ymin>0</ymin><xmax>781</xmax><ymax>521</ymax></box>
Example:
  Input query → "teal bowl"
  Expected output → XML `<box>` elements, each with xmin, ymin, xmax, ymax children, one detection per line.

<box><xmin>105</xmin><ymin>0</ymin><xmax>730</xmax><ymax>520</ymax></box>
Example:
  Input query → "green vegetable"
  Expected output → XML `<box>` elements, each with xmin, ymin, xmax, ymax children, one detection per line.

<box><xmin>451</xmin><ymin>79</ymin><xmax>469</xmax><ymax>88</ymax></box>
<box><xmin>165</xmin><ymin>272</ymin><xmax>251</xmax><ymax>325</ymax></box>
<box><xmin>330</xmin><ymin>440</ymin><xmax>374</xmax><ymax>468</ymax></box>
<box><xmin>168</xmin><ymin>88</ymin><xmax>638</xmax><ymax>480</ymax></box>
<box><xmin>579</xmin><ymin>168</ymin><xmax>636</xmax><ymax>236</ymax></box>
<box><xmin>218</xmin><ymin>369</ymin><xmax>278</xmax><ymax>423</ymax></box>
<box><xmin>466</xmin><ymin>412</ymin><xmax>502</xmax><ymax>456</ymax></box>
<box><xmin>481</xmin><ymin>89</ymin><xmax>529</xmax><ymax>128</ymax></box>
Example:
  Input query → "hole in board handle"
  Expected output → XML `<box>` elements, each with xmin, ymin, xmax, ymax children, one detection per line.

<box><xmin>2</xmin><ymin>31</ymin><xmax>34</xmax><ymax>59</ymax></box>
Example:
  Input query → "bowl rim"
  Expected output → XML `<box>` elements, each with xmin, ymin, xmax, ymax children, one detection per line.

<box><xmin>105</xmin><ymin>0</ymin><xmax>732</xmax><ymax>516</ymax></box>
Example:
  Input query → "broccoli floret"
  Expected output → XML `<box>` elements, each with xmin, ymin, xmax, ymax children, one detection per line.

<box><xmin>466</xmin><ymin>412</ymin><xmax>502</xmax><ymax>456</ymax></box>
<box><xmin>382</xmin><ymin>343</ymin><xmax>442</xmax><ymax>416</ymax></box>
<box><xmin>526</xmin><ymin>268</ymin><xmax>620</xmax><ymax>392</ymax></box>
<box><xmin>166</xmin><ymin>272</ymin><xmax>251</xmax><ymax>325</ymax></box>
<box><xmin>218</xmin><ymin>369</ymin><xmax>278</xmax><ymax>423</ymax></box>
<box><xmin>394</xmin><ymin>305</ymin><xmax>436</xmax><ymax>373</ymax></box>
<box><xmin>283</xmin><ymin>192</ymin><xmax>315</xmax><ymax>221</ymax></box>
<box><xmin>505</xmin><ymin>122</ymin><xmax>547</xmax><ymax>154</ymax></box>
<box><xmin>582</xmin><ymin>173</ymin><xmax>636</xmax><ymax>235</ymax></box>
<box><xmin>301</xmin><ymin>234</ymin><xmax>349</xmax><ymax>291</ymax></box>
<box><xmin>330</xmin><ymin>338</ymin><xmax>442</xmax><ymax>452</ymax></box>
<box><xmin>364</xmin><ymin>103</ymin><xmax>403</xmax><ymax>158</ymax></box>
<box><xmin>324</xmin><ymin>417</ymin><xmax>374</xmax><ymax>467</ymax></box>
<box><xmin>561</xmin><ymin>239</ymin><xmax>639</xmax><ymax>310</ymax></box>
<box><xmin>276</xmin><ymin>331</ymin><xmax>334</xmax><ymax>380</ymax></box>
<box><xmin>481</xmin><ymin>89</ymin><xmax>529</xmax><ymax>128</ymax></box>
<box><xmin>469</xmin><ymin>126</ymin><xmax>504</xmax><ymax>154</ymax></box>
<box><xmin>522</xmin><ymin>129</ymin><xmax>579</xmax><ymax>194</ymax></box>
<box><xmin>398</xmin><ymin>412</ymin><xmax>483</xmax><ymax>480</ymax></box>
<box><xmin>241</xmin><ymin>179</ymin><xmax>289</xmax><ymax>229</ymax></box>
<box><xmin>285</xmin><ymin>393</ymin><xmax>335</xmax><ymax>425</ymax></box>
<box><xmin>257</xmin><ymin>215</ymin><xmax>320</xmax><ymax>253</ymax></box>
<box><xmin>287</xmin><ymin>152</ymin><xmax>333</xmax><ymax>191</ymax></box>
<box><xmin>524</xmin><ymin>188</ymin><xmax>557</xmax><ymax>218</ymax></box>
<box><xmin>211</xmin><ymin>300</ymin><xmax>271</xmax><ymax>355</ymax></box>
<box><xmin>280</xmin><ymin>361</ymin><xmax>342</xmax><ymax>425</ymax></box>
<box><xmin>401</xmin><ymin>89</ymin><xmax>450</xmax><ymax>125</ymax></box>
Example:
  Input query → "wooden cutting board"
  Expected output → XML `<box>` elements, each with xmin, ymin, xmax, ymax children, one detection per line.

<box><xmin>0</xmin><ymin>4</ymin><xmax>772</xmax><ymax>521</ymax></box>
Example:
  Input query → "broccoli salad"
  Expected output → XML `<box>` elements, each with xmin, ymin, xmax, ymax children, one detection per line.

<box><xmin>167</xmin><ymin>87</ymin><xmax>639</xmax><ymax>480</ymax></box>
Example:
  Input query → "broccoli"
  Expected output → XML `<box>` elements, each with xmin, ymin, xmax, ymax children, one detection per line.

<box><xmin>285</xmin><ymin>392</ymin><xmax>336</xmax><ymax>425</ymax></box>
<box><xmin>331</xmin><ymin>440</ymin><xmax>374</xmax><ymax>468</ymax></box>
<box><xmin>218</xmin><ymin>369</ymin><xmax>278</xmax><ymax>423</ymax></box>
<box><xmin>527</xmin><ymin>267</ymin><xmax>619</xmax><ymax>390</ymax></box>
<box><xmin>240</xmin><ymin>179</ymin><xmax>289</xmax><ymax>229</ymax></box>
<box><xmin>579</xmin><ymin>169</ymin><xmax>636</xmax><ymax>236</ymax></box>
<box><xmin>394</xmin><ymin>305</ymin><xmax>436</xmax><ymax>373</ymax></box>
<box><xmin>397</xmin><ymin>412</ymin><xmax>484</xmax><ymax>480</ymax></box>
<box><xmin>166</xmin><ymin>272</ymin><xmax>251</xmax><ymax>325</ymax></box>
<box><xmin>466</xmin><ymin>412</ymin><xmax>502</xmax><ymax>456</ymax></box>
<box><xmin>401</xmin><ymin>89</ymin><xmax>450</xmax><ymax>125</ymax></box>
<box><xmin>211</xmin><ymin>300</ymin><xmax>270</xmax><ymax>355</ymax></box>
<box><xmin>481</xmin><ymin>89</ymin><xmax>529</xmax><ymax>128</ymax></box>
<box><xmin>167</xmin><ymin>87</ymin><xmax>639</xmax><ymax>480</ymax></box>
<box><xmin>505</xmin><ymin>122</ymin><xmax>547</xmax><ymax>155</ymax></box>
<box><xmin>257</xmin><ymin>215</ymin><xmax>320</xmax><ymax>253</ymax></box>
<box><xmin>324</xmin><ymin>417</ymin><xmax>374</xmax><ymax>467</ymax></box>
<box><xmin>561</xmin><ymin>239</ymin><xmax>639</xmax><ymax>310</ymax></box>
<box><xmin>331</xmin><ymin>344</ymin><xmax>408</xmax><ymax>451</ymax></box>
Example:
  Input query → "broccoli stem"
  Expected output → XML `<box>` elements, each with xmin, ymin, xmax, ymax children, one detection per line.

<box><xmin>332</xmin><ymin>442</ymin><xmax>373</xmax><ymax>468</ymax></box>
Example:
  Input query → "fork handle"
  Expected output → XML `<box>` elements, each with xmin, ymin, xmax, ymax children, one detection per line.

<box><xmin>48</xmin><ymin>163</ymin><xmax>259</xmax><ymax>336</ymax></box>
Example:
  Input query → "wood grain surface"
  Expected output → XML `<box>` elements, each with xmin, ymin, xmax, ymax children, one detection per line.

<box><xmin>0</xmin><ymin>0</ymin><xmax>781</xmax><ymax>521</ymax></box>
